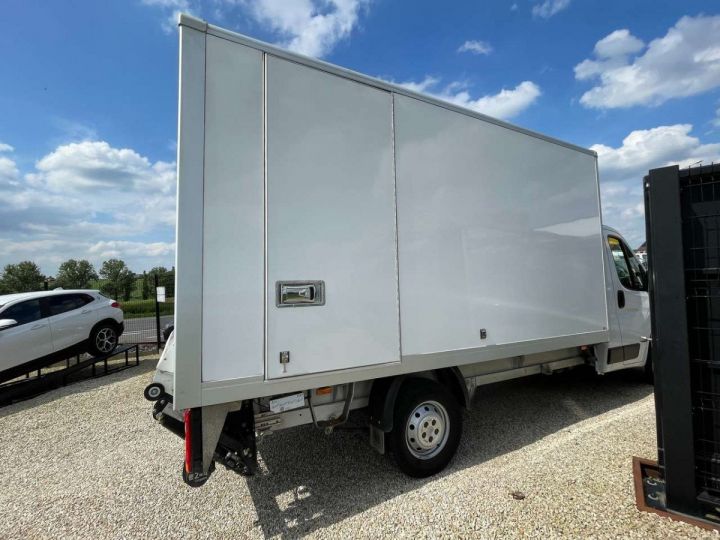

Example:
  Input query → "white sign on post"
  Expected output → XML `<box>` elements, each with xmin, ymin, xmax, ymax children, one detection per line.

<box><xmin>156</xmin><ymin>286</ymin><xmax>166</xmax><ymax>303</ymax></box>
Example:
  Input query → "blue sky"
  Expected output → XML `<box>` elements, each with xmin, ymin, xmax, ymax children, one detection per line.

<box><xmin>1</xmin><ymin>0</ymin><xmax>719</xmax><ymax>274</ymax></box>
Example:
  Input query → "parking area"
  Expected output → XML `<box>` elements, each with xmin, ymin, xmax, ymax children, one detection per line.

<box><xmin>0</xmin><ymin>357</ymin><xmax>713</xmax><ymax>539</ymax></box>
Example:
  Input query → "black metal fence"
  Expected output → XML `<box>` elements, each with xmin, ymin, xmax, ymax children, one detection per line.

<box><xmin>644</xmin><ymin>163</ymin><xmax>720</xmax><ymax>522</ymax></box>
<box><xmin>116</xmin><ymin>273</ymin><xmax>174</xmax><ymax>348</ymax></box>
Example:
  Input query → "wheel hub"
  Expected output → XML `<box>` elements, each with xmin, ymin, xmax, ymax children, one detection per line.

<box><xmin>96</xmin><ymin>327</ymin><xmax>117</xmax><ymax>353</ymax></box>
<box><xmin>405</xmin><ymin>400</ymin><xmax>449</xmax><ymax>459</ymax></box>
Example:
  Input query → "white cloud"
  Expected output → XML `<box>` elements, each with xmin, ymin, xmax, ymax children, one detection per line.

<box><xmin>595</xmin><ymin>124</ymin><xmax>720</xmax><ymax>246</ymax></box>
<box><xmin>247</xmin><ymin>0</ymin><xmax>368</xmax><ymax>57</ymax></box>
<box><xmin>30</xmin><ymin>141</ymin><xmax>174</xmax><ymax>194</ymax></box>
<box><xmin>0</xmin><ymin>156</ymin><xmax>19</xmax><ymax>188</ymax></box>
<box><xmin>576</xmin><ymin>15</ymin><xmax>720</xmax><ymax>109</ymax></box>
<box><xmin>593</xmin><ymin>29</ymin><xmax>644</xmax><ymax>59</ymax></box>
<box><xmin>457</xmin><ymin>40</ymin><xmax>492</xmax><ymax>55</ymax></box>
<box><xmin>88</xmin><ymin>240</ymin><xmax>175</xmax><ymax>259</ymax></box>
<box><xmin>0</xmin><ymin>140</ymin><xmax>176</xmax><ymax>275</ymax></box>
<box><xmin>395</xmin><ymin>77</ymin><xmax>541</xmax><ymax>120</ymax></box>
<box><xmin>0</xmin><ymin>142</ymin><xmax>14</xmax><ymax>153</ymax></box>
<box><xmin>142</xmin><ymin>0</ymin><xmax>190</xmax><ymax>33</ymax></box>
<box><xmin>396</xmin><ymin>76</ymin><xmax>440</xmax><ymax>94</ymax></box>
<box><xmin>593</xmin><ymin>124</ymin><xmax>720</xmax><ymax>179</ymax></box>
<box><xmin>143</xmin><ymin>0</ymin><xmax>369</xmax><ymax>58</ymax></box>
<box><xmin>532</xmin><ymin>0</ymin><xmax>571</xmax><ymax>19</ymax></box>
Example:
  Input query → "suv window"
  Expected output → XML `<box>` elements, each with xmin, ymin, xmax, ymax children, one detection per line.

<box><xmin>48</xmin><ymin>294</ymin><xmax>93</xmax><ymax>316</ymax></box>
<box><xmin>1</xmin><ymin>299</ymin><xmax>43</xmax><ymax>326</ymax></box>
<box><xmin>608</xmin><ymin>236</ymin><xmax>647</xmax><ymax>291</ymax></box>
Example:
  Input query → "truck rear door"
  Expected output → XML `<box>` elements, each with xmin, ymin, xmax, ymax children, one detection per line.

<box><xmin>264</xmin><ymin>56</ymin><xmax>401</xmax><ymax>379</ymax></box>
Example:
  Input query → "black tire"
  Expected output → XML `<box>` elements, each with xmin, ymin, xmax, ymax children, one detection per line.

<box><xmin>87</xmin><ymin>322</ymin><xmax>119</xmax><ymax>357</ymax></box>
<box><xmin>144</xmin><ymin>383</ymin><xmax>165</xmax><ymax>401</ymax></box>
<box><xmin>162</xmin><ymin>324</ymin><xmax>174</xmax><ymax>342</ymax></box>
<box><xmin>644</xmin><ymin>350</ymin><xmax>654</xmax><ymax>385</ymax></box>
<box><xmin>390</xmin><ymin>378</ymin><xmax>462</xmax><ymax>478</ymax></box>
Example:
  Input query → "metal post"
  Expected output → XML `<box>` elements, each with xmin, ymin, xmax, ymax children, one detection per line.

<box><xmin>155</xmin><ymin>273</ymin><xmax>162</xmax><ymax>352</ymax></box>
<box><xmin>645</xmin><ymin>165</ymin><xmax>697</xmax><ymax>513</ymax></box>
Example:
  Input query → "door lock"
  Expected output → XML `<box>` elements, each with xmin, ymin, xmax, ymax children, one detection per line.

<box><xmin>279</xmin><ymin>351</ymin><xmax>290</xmax><ymax>373</ymax></box>
<box><xmin>276</xmin><ymin>281</ymin><xmax>325</xmax><ymax>307</ymax></box>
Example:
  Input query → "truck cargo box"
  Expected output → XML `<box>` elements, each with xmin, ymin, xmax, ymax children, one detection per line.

<box><xmin>172</xmin><ymin>15</ymin><xmax>608</xmax><ymax>410</ymax></box>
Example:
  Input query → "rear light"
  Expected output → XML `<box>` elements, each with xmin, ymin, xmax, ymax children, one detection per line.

<box><xmin>184</xmin><ymin>409</ymin><xmax>192</xmax><ymax>473</ymax></box>
<box><xmin>111</xmin><ymin>301</ymin><xmax>119</xmax><ymax>308</ymax></box>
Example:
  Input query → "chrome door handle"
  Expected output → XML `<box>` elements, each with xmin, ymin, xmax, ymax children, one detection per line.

<box><xmin>276</xmin><ymin>281</ymin><xmax>325</xmax><ymax>307</ymax></box>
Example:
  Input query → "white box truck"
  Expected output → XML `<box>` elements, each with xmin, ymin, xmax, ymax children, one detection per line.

<box><xmin>144</xmin><ymin>14</ymin><xmax>651</xmax><ymax>486</ymax></box>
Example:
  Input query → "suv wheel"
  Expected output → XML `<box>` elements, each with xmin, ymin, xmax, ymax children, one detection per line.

<box><xmin>88</xmin><ymin>323</ymin><xmax>119</xmax><ymax>357</ymax></box>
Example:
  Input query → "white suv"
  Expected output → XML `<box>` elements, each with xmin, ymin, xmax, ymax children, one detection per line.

<box><xmin>0</xmin><ymin>290</ymin><xmax>124</xmax><ymax>381</ymax></box>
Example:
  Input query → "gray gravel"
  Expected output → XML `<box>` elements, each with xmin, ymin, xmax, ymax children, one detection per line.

<box><xmin>0</xmin><ymin>357</ymin><xmax>715</xmax><ymax>539</ymax></box>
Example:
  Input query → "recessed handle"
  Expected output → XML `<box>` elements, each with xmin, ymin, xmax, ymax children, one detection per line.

<box><xmin>276</xmin><ymin>281</ymin><xmax>325</xmax><ymax>307</ymax></box>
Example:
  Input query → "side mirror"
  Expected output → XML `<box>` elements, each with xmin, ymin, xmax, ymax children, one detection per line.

<box><xmin>0</xmin><ymin>319</ymin><xmax>18</xmax><ymax>330</ymax></box>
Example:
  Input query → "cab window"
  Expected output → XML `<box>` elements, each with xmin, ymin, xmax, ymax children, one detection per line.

<box><xmin>608</xmin><ymin>236</ymin><xmax>647</xmax><ymax>291</ymax></box>
<box><xmin>1</xmin><ymin>299</ymin><xmax>43</xmax><ymax>326</ymax></box>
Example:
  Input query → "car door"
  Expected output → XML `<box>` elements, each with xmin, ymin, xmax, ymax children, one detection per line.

<box><xmin>0</xmin><ymin>299</ymin><xmax>54</xmax><ymax>371</ymax></box>
<box><xmin>47</xmin><ymin>293</ymin><xmax>95</xmax><ymax>351</ymax></box>
<box><xmin>606</xmin><ymin>234</ymin><xmax>650</xmax><ymax>367</ymax></box>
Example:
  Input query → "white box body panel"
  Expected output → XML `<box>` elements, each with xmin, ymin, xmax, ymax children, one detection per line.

<box><xmin>265</xmin><ymin>57</ymin><xmax>400</xmax><ymax>379</ymax></box>
<box><xmin>200</xmin><ymin>36</ymin><xmax>265</xmax><ymax>382</ymax></box>
<box><xmin>394</xmin><ymin>95</ymin><xmax>607</xmax><ymax>357</ymax></box>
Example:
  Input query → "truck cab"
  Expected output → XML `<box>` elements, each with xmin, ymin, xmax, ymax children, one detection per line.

<box><xmin>597</xmin><ymin>225</ymin><xmax>651</xmax><ymax>374</ymax></box>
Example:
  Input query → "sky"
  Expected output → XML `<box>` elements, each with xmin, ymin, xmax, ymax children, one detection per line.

<box><xmin>1</xmin><ymin>0</ymin><xmax>719</xmax><ymax>275</ymax></box>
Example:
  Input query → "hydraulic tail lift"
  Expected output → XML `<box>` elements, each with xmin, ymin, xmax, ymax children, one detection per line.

<box><xmin>149</xmin><ymin>395</ymin><xmax>257</xmax><ymax>487</ymax></box>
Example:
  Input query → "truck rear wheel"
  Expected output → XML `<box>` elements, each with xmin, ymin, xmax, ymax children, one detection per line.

<box><xmin>390</xmin><ymin>378</ymin><xmax>462</xmax><ymax>478</ymax></box>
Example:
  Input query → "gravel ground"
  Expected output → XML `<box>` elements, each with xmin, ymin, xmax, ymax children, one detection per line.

<box><xmin>0</xmin><ymin>357</ymin><xmax>716</xmax><ymax>539</ymax></box>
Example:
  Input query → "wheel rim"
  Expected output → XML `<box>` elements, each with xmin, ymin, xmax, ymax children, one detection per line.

<box><xmin>96</xmin><ymin>327</ymin><xmax>117</xmax><ymax>353</ymax></box>
<box><xmin>405</xmin><ymin>399</ymin><xmax>450</xmax><ymax>460</ymax></box>
<box><xmin>148</xmin><ymin>386</ymin><xmax>161</xmax><ymax>399</ymax></box>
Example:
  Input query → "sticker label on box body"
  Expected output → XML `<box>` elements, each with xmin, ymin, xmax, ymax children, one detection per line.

<box><xmin>269</xmin><ymin>392</ymin><xmax>306</xmax><ymax>413</ymax></box>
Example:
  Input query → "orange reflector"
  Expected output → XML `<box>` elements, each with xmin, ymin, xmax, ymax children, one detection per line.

<box><xmin>316</xmin><ymin>386</ymin><xmax>332</xmax><ymax>396</ymax></box>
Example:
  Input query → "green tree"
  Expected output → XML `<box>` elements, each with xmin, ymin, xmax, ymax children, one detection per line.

<box><xmin>148</xmin><ymin>266</ymin><xmax>175</xmax><ymax>298</ymax></box>
<box><xmin>141</xmin><ymin>271</ymin><xmax>151</xmax><ymax>300</ymax></box>
<box><xmin>99</xmin><ymin>259</ymin><xmax>135</xmax><ymax>301</ymax></box>
<box><xmin>0</xmin><ymin>261</ymin><xmax>45</xmax><ymax>293</ymax></box>
<box><xmin>55</xmin><ymin>259</ymin><xmax>98</xmax><ymax>289</ymax></box>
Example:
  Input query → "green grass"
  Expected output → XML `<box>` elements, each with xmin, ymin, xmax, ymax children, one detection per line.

<box><xmin>119</xmin><ymin>298</ymin><xmax>174</xmax><ymax>319</ymax></box>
